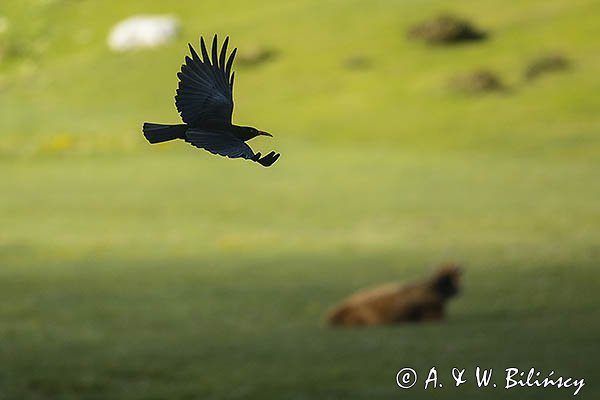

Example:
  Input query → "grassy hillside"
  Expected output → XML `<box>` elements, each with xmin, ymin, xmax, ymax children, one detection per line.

<box><xmin>2</xmin><ymin>0</ymin><xmax>600</xmax><ymax>156</ymax></box>
<box><xmin>1</xmin><ymin>0</ymin><xmax>599</xmax><ymax>399</ymax></box>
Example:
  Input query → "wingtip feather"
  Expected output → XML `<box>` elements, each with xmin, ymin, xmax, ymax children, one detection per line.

<box><xmin>211</xmin><ymin>34</ymin><xmax>219</xmax><ymax>67</ymax></box>
<box><xmin>200</xmin><ymin>36</ymin><xmax>210</xmax><ymax>65</ymax></box>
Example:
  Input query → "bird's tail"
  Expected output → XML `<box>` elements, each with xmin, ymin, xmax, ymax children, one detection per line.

<box><xmin>143</xmin><ymin>123</ymin><xmax>187</xmax><ymax>144</ymax></box>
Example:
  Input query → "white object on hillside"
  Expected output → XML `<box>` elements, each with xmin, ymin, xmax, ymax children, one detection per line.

<box><xmin>108</xmin><ymin>15</ymin><xmax>179</xmax><ymax>52</ymax></box>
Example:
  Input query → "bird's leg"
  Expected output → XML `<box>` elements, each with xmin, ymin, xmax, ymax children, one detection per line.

<box><xmin>256</xmin><ymin>151</ymin><xmax>280</xmax><ymax>167</ymax></box>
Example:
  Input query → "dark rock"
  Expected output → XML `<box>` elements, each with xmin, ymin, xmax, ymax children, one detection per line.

<box><xmin>408</xmin><ymin>14</ymin><xmax>486</xmax><ymax>45</ymax></box>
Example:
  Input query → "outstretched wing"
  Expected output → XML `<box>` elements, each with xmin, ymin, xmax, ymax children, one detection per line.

<box><xmin>185</xmin><ymin>129</ymin><xmax>254</xmax><ymax>159</ymax></box>
<box><xmin>175</xmin><ymin>35</ymin><xmax>237</xmax><ymax>125</ymax></box>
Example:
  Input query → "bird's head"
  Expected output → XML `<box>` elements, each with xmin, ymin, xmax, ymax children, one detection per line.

<box><xmin>242</xmin><ymin>126</ymin><xmax>272</xmax><ymax>139</ymax></box>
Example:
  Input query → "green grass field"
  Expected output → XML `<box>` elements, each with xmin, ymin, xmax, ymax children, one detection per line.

<box><xmin>1</xmin><ymin>0</ymin><xmax>599</xmax><ymax>398</ymax></box>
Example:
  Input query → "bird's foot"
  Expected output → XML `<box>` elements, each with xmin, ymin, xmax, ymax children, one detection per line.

<box><xmin>252</xmin><ymin>151</ymin><xmax>280</xmax><ymax>167</ymax></box>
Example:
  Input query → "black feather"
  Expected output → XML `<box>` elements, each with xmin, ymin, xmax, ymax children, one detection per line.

<box><xmin>226</xmin><ymin>48</ymin><xmax>237</xmax><ymax>80</ymax></box>
<box><xmin>219</xmin><ymin>37</ymin><xmax>229</xmax><ymax>73</ymax></box>
<box><xmin>188</xmin><ymin>43</ymin><xmax>200</xmax><ymax>62</ymax></box>
<box><xmin>211</xmin><ymin>34</ymin><xmax>219</xmax><ymax>68</ymax></box>
<box><xmin>200</xmin><ymin>37</ymin><xmax>210</xmax><ymax>65</ymax></box>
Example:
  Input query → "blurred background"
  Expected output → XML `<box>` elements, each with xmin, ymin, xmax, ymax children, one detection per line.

<box><xmin>1</xmin><ymin>0</ymin><xmax>599</xmax><ymax>399</ymax></box>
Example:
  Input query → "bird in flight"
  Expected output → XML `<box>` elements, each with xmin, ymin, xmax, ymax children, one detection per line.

<box><xmin>143</xmin><ymin>35</ymin><xmax>280</xmax><ymax>167</ymax></box>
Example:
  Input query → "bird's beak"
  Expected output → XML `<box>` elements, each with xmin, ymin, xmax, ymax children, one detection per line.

<box><xmin>258</xmin><ymin>131</ymin><xmax>273</xmax><ymax>137</ymax></box>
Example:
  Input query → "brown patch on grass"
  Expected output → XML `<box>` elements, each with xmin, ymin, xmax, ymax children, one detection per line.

<box><xmin>449</xmin><ymin>69</ymin><xmax>505</xmax><ymax>95</ymax></box>
<box><xmin>525</xmin><ymin>53</ymin><xmax>570</xmax><ymax>81</ymax></box>
<box><xmin>343</xmin><ymin>55</ymin><xmax>371</xmax><ymax>71</ymax></box>
<box><xmin>408</xmin><ymin>13</ymin><xmax>486</xmax><ymax>45</ymax></box>
<box><xmin>237</xmin><ymin>46</ymin><xmax>277</xmax><ymax>67</ymax></box>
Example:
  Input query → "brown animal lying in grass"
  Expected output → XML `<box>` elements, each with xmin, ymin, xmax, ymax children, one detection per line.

<box><xmin>326</xmin><ymin>265</ymin><xmax>462</xmax><ymax>327</ymax></box>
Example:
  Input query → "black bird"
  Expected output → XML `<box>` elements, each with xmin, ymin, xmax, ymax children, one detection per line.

<box><xmin>143</xmin><ymin>35</ymin><xmax>280</xmax><ymax>167</ymax></box>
